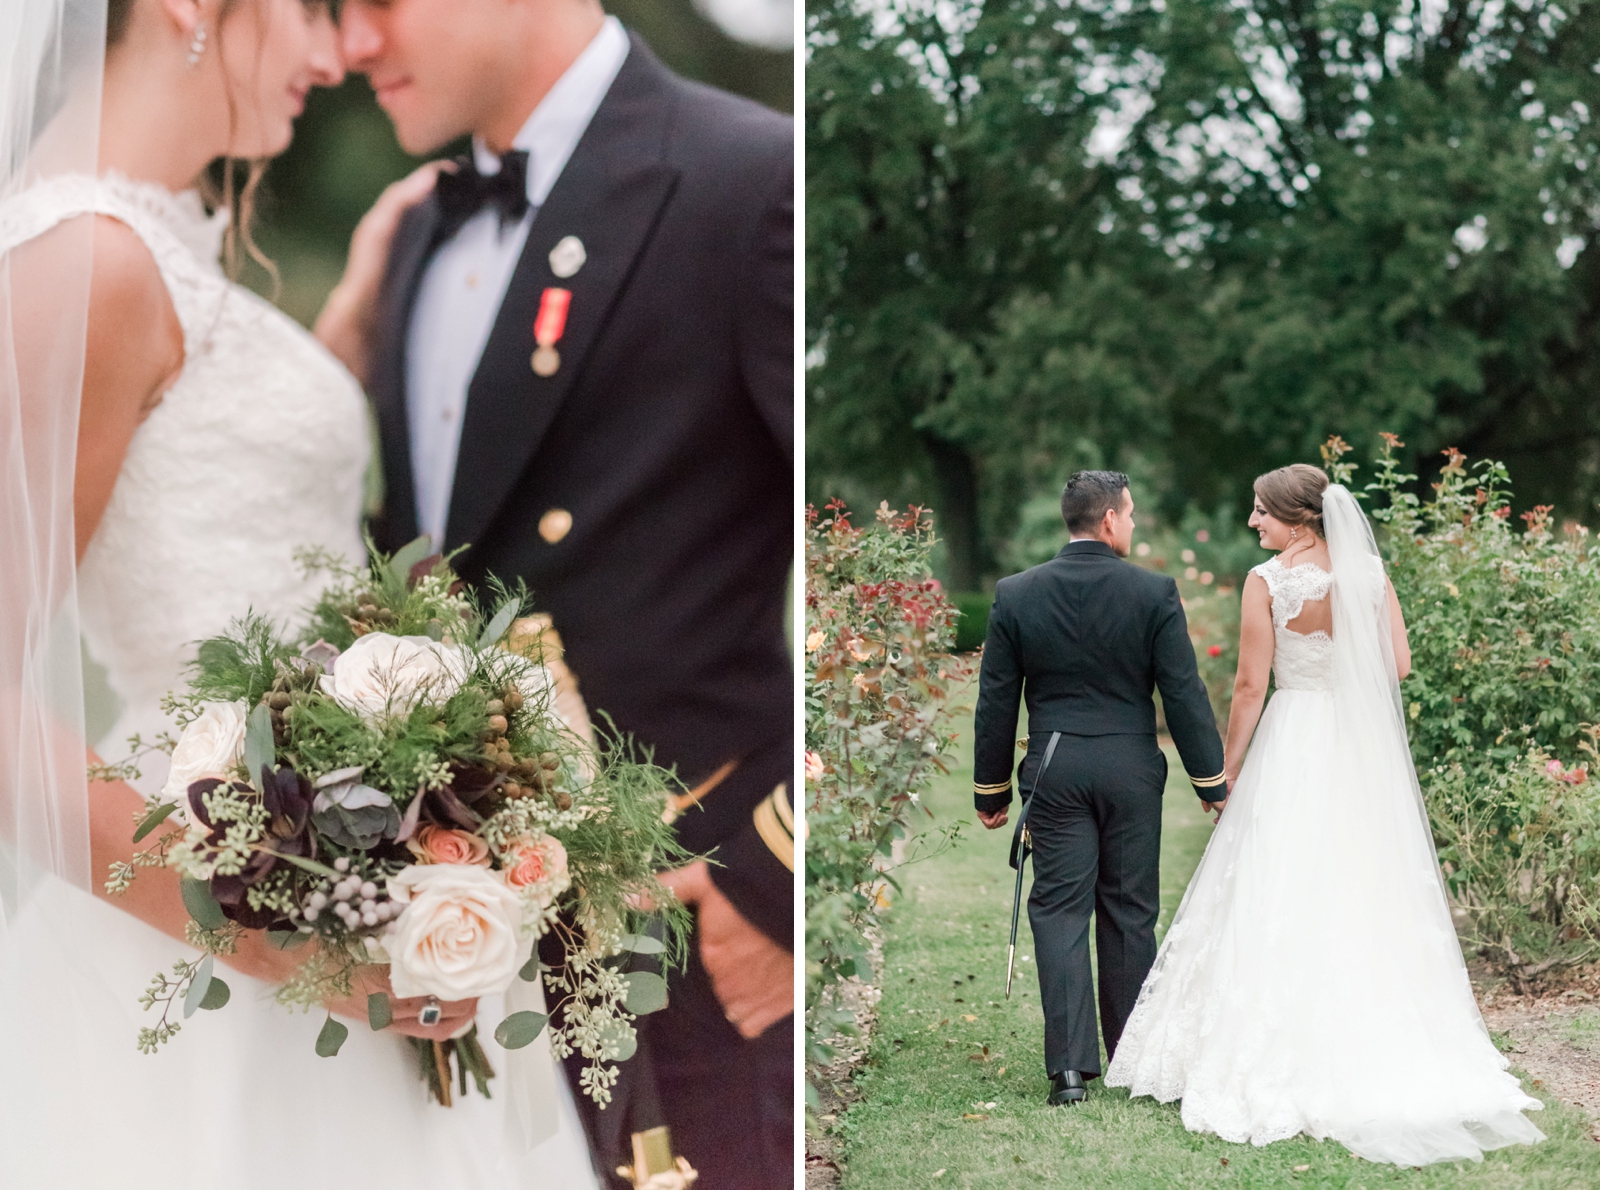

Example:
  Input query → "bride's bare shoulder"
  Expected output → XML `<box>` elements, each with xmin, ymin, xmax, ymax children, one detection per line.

<box><xmin>86</xmin><ymin>213</ymin><xmax>183</xmax><ymax>410</ymax></box>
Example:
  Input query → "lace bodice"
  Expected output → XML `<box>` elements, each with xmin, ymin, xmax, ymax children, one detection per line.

<box><xmin>0</xmin><ymin>174</ymin><xmax>368</xmax><ymax>753</ymax></box>
<box><xmin>1251</xmin><ymin>557</ymin><xmax>1334</xmax><ymax>692</ymax></box>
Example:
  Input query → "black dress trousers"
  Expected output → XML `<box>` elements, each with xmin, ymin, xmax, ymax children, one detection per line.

<box><xmin>1025</xmin><ymin>732</ymin><xmax>1167</xmax><ymax>1077</ymax></box>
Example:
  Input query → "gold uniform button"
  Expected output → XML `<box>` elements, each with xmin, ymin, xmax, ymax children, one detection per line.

<box><xmin>539</xmin><ymin>508</ymin><xmax>573</xmax><ymax>544</ymax></box>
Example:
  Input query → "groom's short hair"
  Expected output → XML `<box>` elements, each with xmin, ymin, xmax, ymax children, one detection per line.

<box><xmin>1061</xmin><ymin>471</ymin><xmax>1130</xmax><ymax>534</ymax></box>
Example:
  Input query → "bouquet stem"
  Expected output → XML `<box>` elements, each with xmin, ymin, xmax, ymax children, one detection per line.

<box><xmin>413</xmin><ymin>1025</ymin><xmax>496</xmax><ymax>1106</ymax></box>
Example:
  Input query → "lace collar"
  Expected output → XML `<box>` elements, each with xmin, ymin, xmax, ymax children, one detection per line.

<box><xmin>98</xmin><ymin>170</ymin><xmax>229</xmax><ymax>269</ymax></box>
<box><xmin>1262</xmin><ymin>554</ymin><xmax>1331</xmax><ymax>580</ymax></box>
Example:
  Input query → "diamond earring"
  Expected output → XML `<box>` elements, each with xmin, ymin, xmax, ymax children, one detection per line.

<box><xmin>186</xmin><ymin>22</ymin><xmax>207</xmax><ymax>68</ymax></box>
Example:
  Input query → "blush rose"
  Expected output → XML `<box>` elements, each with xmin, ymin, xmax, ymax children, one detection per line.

<box><xmin>384</xmin><ymin>863</ymin><xmax>526</xmax><ymax>1000</ymax></box>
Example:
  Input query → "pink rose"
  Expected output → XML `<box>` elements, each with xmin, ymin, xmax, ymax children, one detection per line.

<box><xmin>407</xmin><ymin>824</ymin><xmax>490</xmax><ymax>867</ymax></box>
<box><xmin>498</xmin><ymin>834</ymin><xmax>570</xmax><ymax>908</ymax></box>
<box><xmin>1546</xmin><ymin>759</ymin><xmax>1565</xmax><ymax>780</ymax></box>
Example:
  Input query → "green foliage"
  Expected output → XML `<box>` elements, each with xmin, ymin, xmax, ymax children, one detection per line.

<box><xmin>808</xmin><ymin>0</ymin><xmax>1600</xmax><ymax>588</ymax></box>
<box><xmin>805</xmin><ymin>501</ymin><xmax>973</xmax><ymax>1105</ymax></box>
<box><xmin>1356</xmin><ymin>434</ymin><xmax>1600</xmax><ymax>977</ymax></box>
<box><xmin>493</xmin><ymin>1010</ymin><xmax>549</xmax><ymax>1050</ymax></box>
<box><xmin>189</xmin><ymin>615</ymin><xmax>292</xmax><ymax>707</ymax></box>
<box><xmin>951</xmin><ymin>592</ymin><xmax>992</xmax><ymax>653</ymax></box>
<box><xmin>315</xmin><ymin>1015</ymin><xmax>349</xmax><ymax>1058</ymax></box>
<box><xmin>1427</xmin><ymin>746</ymin><xmax>1600</xmax><ymax>981</ymax></box>
<box><xmin>1369</xmin><ymin>437</ymin><xmax>1600</xmax><ymax>769</ymax></box>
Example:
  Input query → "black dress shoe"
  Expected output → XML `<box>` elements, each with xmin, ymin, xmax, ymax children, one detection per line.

<box><xmin>1047</xmin><ymin>1070</ymin><xmax>1089</xmax><ymax>1106</ymax></box>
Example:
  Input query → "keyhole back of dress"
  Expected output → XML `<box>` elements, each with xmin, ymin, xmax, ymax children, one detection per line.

<box><xmin>1285</xmin><ymin>592</ymin><xmax>1332</xmax><ymax>637</ymax></box>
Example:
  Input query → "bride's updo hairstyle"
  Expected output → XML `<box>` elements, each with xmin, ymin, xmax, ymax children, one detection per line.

<box><xmin>1253</xmin><ymin>463</ymin><xmax>1329</xmax><ymax>538</ymax></box>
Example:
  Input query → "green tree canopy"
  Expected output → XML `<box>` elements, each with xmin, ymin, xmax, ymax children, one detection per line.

<box><xmin>807</xmin><ymin>0</ymin><xmax>1600</xmax><ymax>589</ymax></box>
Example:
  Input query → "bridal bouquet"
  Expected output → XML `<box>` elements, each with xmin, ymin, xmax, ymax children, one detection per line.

<box><xmin>104</xmin><ymin>538</ymin><xmax>688</xmax><ymax>1106</ymax></box>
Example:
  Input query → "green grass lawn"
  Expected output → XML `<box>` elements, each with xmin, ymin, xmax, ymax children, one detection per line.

<box><xmin>829</xmin><ymin>716</ymin><xmax>1598</xmax><ymax>1189</ymax></box>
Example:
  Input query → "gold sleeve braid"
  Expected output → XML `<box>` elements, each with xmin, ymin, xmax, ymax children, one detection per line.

<box><xmin>752</xmin><ymin>783</ymin><xmax>794</xmax><ymax>871</ymax></box>
<box><xmin>1189</xmin><ymin>771</ymin><xmax>1228</xmax><ymax>789</ymax></box>
<box><xmin>974</xmin><ymin>779</ymin><xmax>1012</xmax><ymax>796</ymax></box>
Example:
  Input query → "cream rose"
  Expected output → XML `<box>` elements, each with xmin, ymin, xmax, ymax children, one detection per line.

<box><xmin>499</xmin><ymin>833</ymin><xmax>570</xmax><ymax>908</ymax></box>
<box><xmin>319</xmin><ymin>632</ymin><xmax>468</xmax><ymax>720</ymax></box>
<box><xmin>161</xmin><ymin>700</ymin><xmax>248</xmax><ymax>803</ymax></box>
<box><xmin>384</xmin><ymin>863</ymin><xmax>525</xmax><ymax>999</ymax></box>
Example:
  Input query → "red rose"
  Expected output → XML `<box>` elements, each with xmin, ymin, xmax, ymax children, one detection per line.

<box><xmin>1207</xmin><ymin>645</ymin><xmax>1223</xmax><ymax>657</ymax></box>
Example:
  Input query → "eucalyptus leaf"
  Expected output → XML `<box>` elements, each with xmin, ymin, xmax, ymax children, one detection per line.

<box><xmin>179</xmin><ymin>877</ymin><xmax>227</xmax><ymax>931</ymax></box>
<box><xmin>389</xmin><ymin>536</ymin><xmax>433</xmax><ymax>586</ymax></box>
<box><xmin>199</xmin><ymin>977</ymin><xmax>231</xmax><ymax>1011</ymax></box>
<box><xmin>518</xmin><ymin>952</ymin><xmax>544</xmax><ymax>982</ymax></box>
<box><xmin>493</xmin><ymin>1010</ymin><xmax>549</xmax><ymax>1050</ymax></box>
<box><xmin>617</xmin><ymin>933</ymin><xmax>666</xmax><ymax>956</ymax></box>
<box><xmin>367</xmin><ymin>992</ymin><xmax>393</xmax><ymax>1031</ymax></box>
<box><xmin>316</xmin><ymin>1015</ymin><xmax>349</xmax><ymax>1057</ymax></box>
<box><xmin>182</xmin><ymin>953</ymin><xmax>214</xmax><ymax>1019</ymax></box>
<box><xmin>622</xmin><ymin>971</ymin><xmax>669</xmax><ymax>1015</ymax></box>
<box><xmin>132</xmin><ymin>800</ymin><xmax>179</xmax><ymax>843</ymax></box>
<box><xmin>244</xmin><ymin>701</ymin><xmax>275</xmax><ymax>787</ymax></box>
<box><xmin>476</xmin><ymin>598</ymin><xmax>519</xmax><ymax>651</ymax></box>
<box><xmin>265</xmin><ymin>928</ymin><xmax>310</xmax><ymax>951</ymax></box>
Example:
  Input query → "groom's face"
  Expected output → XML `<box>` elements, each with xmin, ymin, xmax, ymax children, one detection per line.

<box><xmin>340</xmin><ymin>0</ymin><xmax>517</xmax><ymax>154</ymax></box>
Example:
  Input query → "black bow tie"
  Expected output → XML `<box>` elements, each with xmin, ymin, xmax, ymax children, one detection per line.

<box><xmin>434</xmin><ymin>149</ymin><xmax>531</xmax><ymax>242</ymax></box>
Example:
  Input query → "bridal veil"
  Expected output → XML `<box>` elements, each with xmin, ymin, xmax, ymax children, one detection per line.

<box><xmin>1</xmin><ymin>0</ymin><xmax>102</xmax><ymax>947</ymax></box>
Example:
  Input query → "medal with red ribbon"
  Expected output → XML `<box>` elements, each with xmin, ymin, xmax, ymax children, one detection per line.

<box><xmin>531</xmin><ymin>287</ymin><xmax>571</xmax><ymax>377</ymax></box>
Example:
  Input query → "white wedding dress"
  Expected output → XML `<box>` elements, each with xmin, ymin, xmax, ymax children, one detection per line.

<box><xmin>1106</xmin><ymin>497</ymin><xmax>1546</xmax><ymax>1166</ymax></box>
<box><xmin>0</xmin><ymin>174</ymin><xmax>598</xmax><ymax>1188</ymax></box>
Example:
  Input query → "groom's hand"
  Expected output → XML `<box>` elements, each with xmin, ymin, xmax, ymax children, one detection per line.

<box><xmin>1202</xmin><ymin>798</ymin><xmax>1228</xmax><ymax>824</ymax></box>
<box><xmin>314</xmin><ymin>161</ymin><xmax>447</xmax><ymax>385</ymax></box>
<box><xmin>656</xmin><ymin>860</ymin><xmax>793</xmax><ymax>1039</ymax></box>
<box><xmin>976</xmin><ymin>809</ymin><xmax>1009</xmax><ymax>830</ymax></box>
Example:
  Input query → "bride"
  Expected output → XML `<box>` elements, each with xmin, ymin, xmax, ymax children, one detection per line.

<box><xmin>1105</xmin><ymin>463</ymin><xmax>1546</xmax><ymax>1165</ymax></box>
<box><xmin>0</xmin><ymin>0</ymin><xmax>596</xmax><ymax>1184</ymax></box>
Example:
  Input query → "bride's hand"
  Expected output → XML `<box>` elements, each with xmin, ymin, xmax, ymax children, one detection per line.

<box><xmin>324</xmin><ymin>965</ymin><xmax>480</xmax><ymax>1042</ymax></box>
<box><xmin>314</xmin><ymin>161</ymin><xmax>449</xmax><ymax>386</ymax></box>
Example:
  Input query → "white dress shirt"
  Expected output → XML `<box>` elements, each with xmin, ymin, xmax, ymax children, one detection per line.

<box><xmin>406</xmin><ymin>16</ymin><xmax>630</xmax><ymax>548</ymax></box>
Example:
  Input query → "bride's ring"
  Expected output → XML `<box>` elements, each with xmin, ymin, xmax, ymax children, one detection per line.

<box><xmin>418</xmin><ymin>998</ymin><xmax>443</xmax><ymax>1028</ymax></box>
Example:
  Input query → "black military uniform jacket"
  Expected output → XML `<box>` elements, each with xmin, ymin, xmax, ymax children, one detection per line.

<box><xmin>368</xmin><ymin>34</ymin><xmax>794</xmax><ymax>937</ymax></box>
<box><xmin>973</xmin><ymin>540</ymin><xmax>1226</xmax><ymax>811</ymax></box>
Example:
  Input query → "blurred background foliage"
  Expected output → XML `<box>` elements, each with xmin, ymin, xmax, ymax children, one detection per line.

<box><xmin>247</xmin><ymin>0</ymin><xmax>793</xmax><ymax>325</ymax></box>
<box><xmin>806</xmin><ymin>0</ymin><xmax>1600</xmax><ymax>594</ymax></box>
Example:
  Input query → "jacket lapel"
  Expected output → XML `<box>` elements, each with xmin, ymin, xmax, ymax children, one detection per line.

<box><xmin>370</xmin><ymin>197</ymin><xmax>442</xmax><ymax>549</ymax></box>
<box><xmin>443</xmin><ymin>36</ymin><xmax>682</xmax><ymax>554</ymax></box>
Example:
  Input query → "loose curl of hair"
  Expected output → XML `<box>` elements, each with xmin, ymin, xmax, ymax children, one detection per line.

<box><xmin>106</xmin><ymin>0</ymin><xmax>288</xmax><ymax>291</ymax></box>
<box><xmin>1253</xmin><ymin>463</ymin><xmax>1329</xmax><ymax>538</ymax></box>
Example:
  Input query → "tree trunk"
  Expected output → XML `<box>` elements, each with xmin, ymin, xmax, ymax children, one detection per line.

<box><xmin>918</xmin><ymin>431</ymin><xmax>983</xmax><ymax>592</ymax></box>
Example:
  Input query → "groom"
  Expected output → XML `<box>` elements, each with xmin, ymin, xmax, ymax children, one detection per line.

<box><xmin>342</xmin><ymin>1</ymin><xmax>793</xmax><ymax>1186</ymax></box>
<box><xmin>973</xmin><ymin>471</ymin><xmax>1225</xmax><ymax>1105</ymax></box>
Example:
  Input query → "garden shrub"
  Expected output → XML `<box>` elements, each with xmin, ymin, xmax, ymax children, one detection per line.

<box><xmin>1351</xmin><ymin>435</ymin><xmax>1600</xmax><ymax>978</ymax></box>
<box><xmin>803</xmin><ymin>501</ymin><xmax>972</xmax><ymax>1107</ymax></box>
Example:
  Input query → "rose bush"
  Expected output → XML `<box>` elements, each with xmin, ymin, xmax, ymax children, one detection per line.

<box><xmin>1355</xmin><ymin>435</ymin><xmax>1600</xmax><ymax>980</ymax></box>
<box><xmin>804</xmin><ymin>501</ymin><xmax>971</xmax><ymax>1110</ymax></box>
